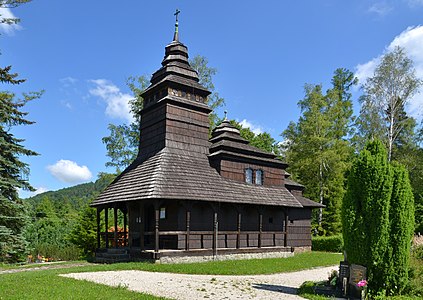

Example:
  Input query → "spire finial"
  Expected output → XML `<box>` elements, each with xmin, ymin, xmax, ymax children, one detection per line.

<box><xmin>224</xmin><ymin>110</ymin><xmax>228</xmax><ymax>120</ymax></box>
<box><xmin>173</xmin><ymin>9</ymin><xmax>181</xmax><ymax>41</ymax></box>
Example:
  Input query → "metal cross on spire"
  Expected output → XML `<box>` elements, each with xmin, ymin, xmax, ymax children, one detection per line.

<box><xmin>173</xmin><ymin>9</ymin><xmax>180</xmax><ymax>41</ymax></box>
<box><xmin>174</xmin><ymin>9</ymin><xmax>180</xmax><ymax>22</ymax></box>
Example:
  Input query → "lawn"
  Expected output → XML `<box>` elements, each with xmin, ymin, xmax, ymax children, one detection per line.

<box><xmin>298</xmin><ymin>251</ymin><xmax>423</xmax><ymax>300</ymax></box>
<box><xmin>0</xmin><ymin>251</ymin><xmax>342</xmax><ymax>300</ymax></box>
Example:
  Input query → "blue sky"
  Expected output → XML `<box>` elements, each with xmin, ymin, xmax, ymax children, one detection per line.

<box><xmin>1</xmin><ymin>0</ymin><xmax>423</xmax><ymax>197</ymax></box>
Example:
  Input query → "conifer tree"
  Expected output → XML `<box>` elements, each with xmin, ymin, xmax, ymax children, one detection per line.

<box><xmin>0</xmin><ymin>91</ymin><xmax>40</xmax><ymax>262</ymax></box>
<box><xmin>387</xmin><ymin>162</ymin><xmax>414</xmax><ymax>294</ymax></box>
<box><xmin>343</xmin><ymin>140</ymin><xmax>415</xmax><ymax>295</ymax></box>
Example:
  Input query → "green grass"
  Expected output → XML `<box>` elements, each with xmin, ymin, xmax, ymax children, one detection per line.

<box><xmin>0</xmin><ymin>251</ymin><xmax>342</xmax><ymax>300</ymax></box>
<box><xmin>298</xmin><ymin>252</ymin><xmax>423</xmax><ymax>300</ymax></box>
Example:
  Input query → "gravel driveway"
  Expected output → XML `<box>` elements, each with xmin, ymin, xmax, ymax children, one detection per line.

<box><xmin>62</xmin><ymin>265</ymin><xmax>337</xmax><ymax>299</ymax></box>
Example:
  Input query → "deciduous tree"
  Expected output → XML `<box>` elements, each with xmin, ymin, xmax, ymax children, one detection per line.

<box><xmin>356</xmin><ymin>46</ymin><xmax>422</xmax><ymax>161</ymax></box>
<box><xmin>283</xmin><ymin>68</ymin><xmax>356</xmax><ymax>235</ymax></box>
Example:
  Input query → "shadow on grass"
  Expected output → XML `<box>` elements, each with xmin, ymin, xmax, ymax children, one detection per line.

<box><xmin>252</xmin><ymin>283</ymin><xmax>298</xmax><ymax>295</ymax></box>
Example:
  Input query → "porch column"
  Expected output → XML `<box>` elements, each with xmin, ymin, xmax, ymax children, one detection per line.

<box><xmin>114</xmin><ymin>204</ymin><xmax>118</xmax><ymax>248</ymax></box>
<box><xmin>284</xmin><ymin>208</ymin><xmax>289</xmax><ymax>247</ymax></box>
<box><xmin>105</xmin><ymin>207</ymin><xmax>109</xmax><ymax>249</ymax></box>
<box><xmin>96</xmin><ymin>208</ymin><xmax>101</xmax><ymax>249</ymax></box>
<box><xmin>127</xmin><ymin>203</ymin><xmax>132</xmax><ymax>248</ymax></box>
<box><xmin>212</xmin><ymin>211</ymin><xmax>218</xmax><ymax>257</ymax></box>
<box><xmin>258</xmin><ymin>212</ymin><xmax>263</xmax><ymax>248</ymax></box>
<box><xmin>185</xmin><ymin>210</ymin><xmax>191</xmax><ymax>251</ymax></box>
<box><xmin>140</xmin><ymin>203</ymin><xmax>145</xmax><ymax>251</ymax></box>
<box><xmin>236</xmin><ymin>212</ymin><xmax>241</xmax><ymax>249</ymax></box>
<box><xmin>154</xmin><ymin>202</ymin><xmax>160</xmax><ymax>256</ymax></box>
<box><xmin>123</xmin><ymin>206</ymin><xmax>127</xmax><ymax>247</ymax></box>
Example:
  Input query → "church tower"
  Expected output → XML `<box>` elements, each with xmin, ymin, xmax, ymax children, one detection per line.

<box><xmin>138</xmin><ymin>13</ymin><xmax>211</xmax><ymax>159</ymax></box>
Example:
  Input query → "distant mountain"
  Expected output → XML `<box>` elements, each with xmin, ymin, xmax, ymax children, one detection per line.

<box><xmin>25</xmin><ymin>173</ymin><xmax>115</xmax><ymax>212</ymax></box>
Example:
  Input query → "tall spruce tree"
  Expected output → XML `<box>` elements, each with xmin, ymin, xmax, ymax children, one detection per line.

<box><xmin>0</xmin><ymin>0</ymin><xmax>38</xmax><ymax>262</ymax></box>
<box><xmin>342</xmin><ymin>140</ymin><xmax>415</xmax><ymax>296</ymax></box>
<box><xmin>0</xmin><ymin>91</ymin><xmax>40</xmax><ymax>262</ymax></box>
<box><xmin>283</xmin><ymin>68</ymin><xmax>356</xmax><ymax>235</ymax></box>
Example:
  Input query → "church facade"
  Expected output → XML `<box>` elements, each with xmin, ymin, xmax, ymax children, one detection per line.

<box><xmin>91</xmin><ymin>20</ymin><xmax>323</xmax><ymax>262</ymax></box>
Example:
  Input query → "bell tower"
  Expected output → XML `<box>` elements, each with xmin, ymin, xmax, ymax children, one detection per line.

<box><xmin>139</xmin><ymin>11</ymin><xmax>212</xmax><ymax>159</ymax></box>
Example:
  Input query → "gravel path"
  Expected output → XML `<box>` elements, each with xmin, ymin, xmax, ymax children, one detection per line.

<box><xmin>62</xmin><ymin>265</ymin><xmax>337</xmax><ymax>300</ymax></box>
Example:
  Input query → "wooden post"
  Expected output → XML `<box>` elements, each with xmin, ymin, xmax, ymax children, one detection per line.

<box><xmin>236</xmin><ymin>212</ymin><xmax>241</xmax><ymax>249</ymax></box>
<box><xmin>127</xmin><ymin>203</ymin><xmax>132</xmax><ymax>248</ymax></box>
<box><xmin>123</xmin><ymin>206</ymin><xmax>127</xmax><ymax>247</ymax></box>
<box><xmin>284</xmin><ymin>208</ymin><xmax>289</xmax><ymax>247</ymax></box>
<box><xmin>186</xmin><ymin>210</ymin><xmax>191</xmax><ymax>251</ymax></box>
<box><xmin>258</xmin><ymin>212</ymin><xmax>263</xmax><ymax>248</ymax></box>
<box><xmin>113</xmin><ymin>204</ymin><xmax>118</xmax><ymax>248</ymax></box>
<box><xmin>105</xmin><ymin>207</ymin><xmax>109</xmax><ymax>249</ymax></box>
<box><xmin>154</xmin><ymin>202</ymin><xmax>160</xmax><ymax>256</ymax></box>
<box><xmin>212</xmin><ymin>211</ymin><xmax>218</xmax><ymax>257</ymax></box>
<box><xmin>140</xmin><ymin>203</ymin><xmax>145</xmax><ymax>251</ymax></box>
<box><xmin>96</xmin><ymin>208</ymin><xmax>101</xmax><ymax>249</ymax></box>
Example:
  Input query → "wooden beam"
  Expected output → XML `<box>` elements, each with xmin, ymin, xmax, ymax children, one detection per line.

<box><xmin>236</xmin><ymin>212</ymin><xmax>241</xmax><ymax>249</ymax></box>
<box><xmin>185</xmin><ymin>210</ymin><xmax>191</xmax><ymax>251</ymax></box>
<box><xmin>140</xmin><ymin>203</ymin><xmax>145</xmax><ymax>251</ymax></box>
<box><xmin>258</xmin><ymin>212</ymin><xmax>263</xmax><ymax>248</ymax></box>
<box><xmin>213</xmin><ymin>211</ymin><xmax>218</xmax><ymax>256</ymax></box>
<box><xmin>123</xmin><ymin>206</ymin><xmax>127</xmax><ymax>247</ymax></box>
<box><xmin>114</xmin><ymin>205</ymin><xmax>118</xmax><ymax>248</ymax></box>
<box><xmin>284</xmin><ymin>208</ymin><xmax>289</xmax><ymax>247</ymax></box>
<box><xmin>96</xmin><ymin>208</ymin><xmax>101</xmax><ymax>249</ymax></box>
<box><xmin>105</xmin><ymin>207</ymin><xmax>109</xmax><ymax>249</ymax></box>
<box><xmin>155</xmin><ymin>202</ymin><xmax>160</xmax><ymax>255</ymax></box>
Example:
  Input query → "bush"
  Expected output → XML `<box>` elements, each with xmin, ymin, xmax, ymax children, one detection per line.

<box><xmin>312</xmin><ymin>235</ymin><xmax>343</xmax><ymax>252</ymax></box>
<box><xmin>30</xmin><ymin>243</ymin><xmax>80</xmax><ymax>261</ymax></box>
<box><xmin>413</xmin><ymin>245</ymin><xmax>423</xmax><ymax>260</ymax></box>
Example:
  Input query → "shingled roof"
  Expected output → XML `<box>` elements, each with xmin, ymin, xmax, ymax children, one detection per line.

<box><xmin>92</xmin><ymin>147</ymin><xmax>303</xmax><ymax>208</ymax></box>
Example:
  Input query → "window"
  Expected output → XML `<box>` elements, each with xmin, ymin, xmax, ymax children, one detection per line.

<box><xmin>160</xmin><ymin>207</ymin><xmax>166</xmax><ymax>219</ymax></box>
<box><xmin>245</xmin><ymin>168</ymin><xmax>253</xmax><ymax>184</ymax></box>
<box><xmin>255</xmin><ymin>169</ymin><xmax>263</xmax><ymax>185</ymax></box>
<box><xmin>269</xmin><ymin>217</ymin><xmax>273</xmax><ymax>224</ymax></box>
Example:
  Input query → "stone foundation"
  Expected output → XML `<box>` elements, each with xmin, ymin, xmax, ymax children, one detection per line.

<box><xmin>158</xmin><ymin>250</ymin><xmax>295</xmax><ymax>264</ymax></box>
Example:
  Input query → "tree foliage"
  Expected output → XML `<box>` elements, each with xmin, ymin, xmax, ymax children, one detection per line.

<box><xmin>356</xmin><ymin>46</ymin><xmax>422</xmax><ymax>161</ymax></box>
<box><xmin>342</xmin><ymin>140</ymin><xmax>415</xmax><ymax>295</ymax></box>
<box><xmin>68</xmin><ymin>205</ymin><xmax>98</xmax><ymax>257</ymax></box>
<box><xmin>283</xmin><ymin>68</ymin><xmax>356</xmax><ymax>235</ymax></box>
<box><xmin>0</xmin><ymin>33</ymin><xmax>41</xmax><ymax>262</ymax></box>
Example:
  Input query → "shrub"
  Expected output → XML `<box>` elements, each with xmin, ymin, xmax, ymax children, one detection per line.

<box><xmin>312</xmin><ymin>235</ymin><xmax>343</xmax><ymax>252</ymax></box>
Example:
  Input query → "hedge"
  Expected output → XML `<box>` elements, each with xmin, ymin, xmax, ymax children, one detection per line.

<box><xmin>312</xmin><ymin>235</ymin><xmax>343</xmax><ymax>252</ymax></box>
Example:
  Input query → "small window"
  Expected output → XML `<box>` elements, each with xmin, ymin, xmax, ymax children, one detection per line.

<box><xmin>245</xmin><ymin>168</ymin><xmax>253</xmax><ymax>184</ymax></box>
<box><xmin>255</xmin><ymin>170</ymin><xmax>263</xmax><ymax>185</ymax></box>
<box><xmin>136</xmin><ymin>217</ymin><xmax>142</xmax><ymax>223</ymax></box>
<box><xmin>160</xmin><ymin>207</ymin><xmax>166</xmax><ymax>219</ymax></box>
<box><xmin>269</xmin><ymin>217</ymin><xmax>273</xmax><ymax>224</ymax></box>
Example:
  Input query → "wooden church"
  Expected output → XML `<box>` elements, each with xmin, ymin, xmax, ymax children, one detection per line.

<box><xmin>91</xmin><ymin>15</ymin><xmax>323</xmax><ymax>262</ymax></box>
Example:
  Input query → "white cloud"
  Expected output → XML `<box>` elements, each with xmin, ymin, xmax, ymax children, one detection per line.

<box><xmin>355</xmin><ymin>25</ymin><xmax>423</xmax><ymax>121</ymax></box>
<box><xmin>367</xmin><ymin>2</ymin><xmax>393</xmax><ymax>16</ymax></box>
<box><xmin>60</xmin><ymin>76</ymin><xmax>78</xmax><ymax>87</ymax></box>
<box><xmin>239</xmin><ymin>119</ymin><xmax>264</xmax><ymax>135</ymax></box>
<box><xmin>18</xmin><ymin>187</ymin><xmax>49</xmax><ymax>199</ymax></box>
<box><xmin>89</xmin><ymin>79</ymin><xmax>134</xmax><ymax>123</ymax></box>
<box><xmin>406</xmin><ymin>0</ymin><xmax>423</xmax><ymax>7</ymax></box>
<box><xmin>32</xmin><ymin>187</ymin><xmax>49</xmax><ymax>196</ymax></box>
<box><xmin>47</xmin><ymin>160</ymin><xmax>92</xmax><ymax>184</ymax></box>
<box><xmin>0</xmin><ymin>7</ymin><xmax>22</xmax><ymax>35</ymax></box>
